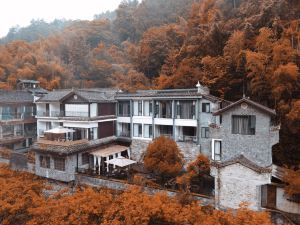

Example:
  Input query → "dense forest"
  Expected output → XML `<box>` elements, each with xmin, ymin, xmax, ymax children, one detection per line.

<box><xmin>0</xmin><ymin>0</ymin><xmax>299</xmax><ymax>166</ymax></box>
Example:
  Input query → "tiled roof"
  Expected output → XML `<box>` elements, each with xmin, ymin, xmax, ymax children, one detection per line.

<box><xmin>213</xmin><ymin>97</ymin><xmax>276</xmax><ymax>116</ymax></box>
<box><xmin>36</xmin><ymin>88</ymin><xmax>118</xmax><ymax>103</ymax></box>
<box><xmin>116</xmin><ymin>88</ymin><xmax>229</xmax><ymax>103</ymax></box>
<box><xmin>211</xmin><ymin>155</ymin><xmax>272</xmax><ymax>173</ymax></box>
<box><xmin>32</xmin><ymin>137</ymin><xmax>118</xmax><ymax>155</ymax></box>
<box><xmin>18</xmin><ymin>79</ymin><xmax>40</xmax><ymax>84</ymax></box>
<box><xmin>0</xmin><ymin>90</ymin><xmax>34</xmax><ymax>103</ymax></box>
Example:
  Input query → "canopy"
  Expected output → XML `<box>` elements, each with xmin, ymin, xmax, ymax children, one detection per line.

<box><xmin>91</xmin><ymin>145</ymin><xmax>128</xmax><ymax>158</ymax></box>
<box><xmin>44</xmin><ymin>126</ymin><xmax>75</xmax><ymax>134</ymax></box>
<box><xmin>105</xmin><ymin>156</ymin><xmax>136</xmax><ymax>168</ymax></box>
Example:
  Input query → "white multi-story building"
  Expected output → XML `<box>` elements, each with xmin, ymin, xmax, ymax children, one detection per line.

<box><xmin>115</xmin><ymin>82</ymin><xmax>231</xmax><ymax>162</ymax></box>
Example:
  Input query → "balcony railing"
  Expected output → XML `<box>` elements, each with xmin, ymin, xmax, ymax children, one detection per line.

<box><xmin>118</xmin><ymin>113</ymin><xmax>131</xmax><ymax>117</ymax></box>
<box><xmin>118</xmin><ymin>131</ymin><xmax>130</xmax><ymax>138</ymax></box>
<box><xmin>155</xmin><ymin>114</ymin><xmax>172</xmax><ymax>119</ymax></box>
<box><xmin>36</xmin><ymin>111</ymin><xmax>89</xmax><ymax>118</ymax></box>
<box><xmin>0</xmin><ymin>113</ymin><xmax>34</xmax><ymax>120</ymax></box>
<box><xmin>159</xmin><ymin>134</ymin><xmax>173</xmax><ymax>138</ymax></box>
<box><xmin>177</xmin><ymin>135</ymin><xmax>197</xmax><ymax>143</ymax></box>
<box><xmin>1</xmin><ymin>132</ymin><xmax>24</xmax><ymax>138</ymax></box>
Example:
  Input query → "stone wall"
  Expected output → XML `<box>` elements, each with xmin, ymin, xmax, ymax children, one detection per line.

<box><xmin>35</xmin><ymin>152</ymin><xmax>80</xmax><ymax>182</ymax></box>
<box><xmin>177</xmin><ymin>142</ymin><xmax>200</xmax><ymax>164</ymax></box>
<box><xmin>130</xmin><ymin>139</ymin><xmax>151</xmax><ymax>162</ymax></box>
<box><xmin>130</xmin><ymin>139</ymin><xmax>202</xmax><ymax>165</ymax></box>
<box><xmin>9</xmin><ymin>152</ymin><xmax>28</xmax><ymax>171</ymax></box>
<box><xmin>211</xmin><ymin>163</ymin><xmax>271</xmax><ymax>211</ymax></box>
<box><xmin>75</xmin><ymin>174</ymin><xmax>214</xmax><ymax>206</ymax></box>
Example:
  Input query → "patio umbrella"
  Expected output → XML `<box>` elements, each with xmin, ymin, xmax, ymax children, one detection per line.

<box><xmin>44</xmin><ymin>126</ymin><xmax>75</xmax><ymax>134</ymax></box>
<box><xmin>105</xmin><ymin>156</ymin><xmax>136</xmax><ymax>168</ymax></box>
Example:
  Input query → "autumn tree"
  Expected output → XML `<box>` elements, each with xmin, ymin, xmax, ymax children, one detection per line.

<box><xmin>144</xmin><ymin>136</ymin><xmax>184</xmax><ymax>181</ymax></box>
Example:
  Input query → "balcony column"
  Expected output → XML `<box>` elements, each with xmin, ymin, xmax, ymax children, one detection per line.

<box><xmin>172</xmin><ymin>100</ymin><xmax>175</xmax><ymax>140</ymax></box>
<box><xmin>130</xmin><ymin>100</ymin><xmax>133</xmax><ymax>138</ymax></box>
<box><xmin>197</xmin><ymin>99</ymin><xmax>201</xmax><ymax>146</ymax></box>
<box><xmin>0</xmin><ymin>126</ymin><xmax>2</xmax><ymax>138</ymax></box>
<box><xmin>152</xmin><ymin>100</ymin><xmax>155</xmax><ymax>139</ymax></box>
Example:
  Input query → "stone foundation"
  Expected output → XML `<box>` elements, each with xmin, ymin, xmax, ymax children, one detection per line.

<box><xmin>130</xmin><ymin>139</ymin><xmax>200</xmax><ymax>165</ymax></box>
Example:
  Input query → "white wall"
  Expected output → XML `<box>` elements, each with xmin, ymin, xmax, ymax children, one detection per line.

<box><xmin>211</xmin><ymin>163</ymin><xmax>271</xmax><ymax>211</ymax></box>
<box><xmin>65</xmin><ymin>104</ymin><xmax>88</xmax><ymax>117</ymax></box>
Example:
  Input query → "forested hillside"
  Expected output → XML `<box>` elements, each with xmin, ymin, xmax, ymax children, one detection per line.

<box><xmin>0</xmin><ymin>0</ymin><xmax>299</xmax><ymax>165</ymax></box>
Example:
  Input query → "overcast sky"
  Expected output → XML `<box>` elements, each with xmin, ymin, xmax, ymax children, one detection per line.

<box><xmin>0</xmin><ymin>0</ymin><xmax>123</xmax><ymax>37</ymax></box>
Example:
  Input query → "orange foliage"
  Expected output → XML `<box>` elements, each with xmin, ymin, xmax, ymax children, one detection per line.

<box><xmin>284</xmin><ymin>167</ymin><xmax>300</xmax><ymax>196</ymax></box>
<box><xmin>0</xmin><ymin>166</ymin><xmax>274</xmax><ymax>225</ymax></box>
<box><xmin>144</xmin><ymin>136</ymin><xmax>184</xmax><ymax>179</ymax></box>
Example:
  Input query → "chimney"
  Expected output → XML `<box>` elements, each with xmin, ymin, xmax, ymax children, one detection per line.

<box><xmin>196</xmin><ymin>81</ymin><xmax>201</xmax><ymax>93</ymax></box>
<box><xmin>196</xmin><ymin>81</ymin><xmax>210</xmax><ymax>95</ymax></box>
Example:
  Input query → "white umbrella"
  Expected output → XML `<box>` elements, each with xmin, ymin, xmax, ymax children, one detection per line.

<box><xmin>44</xmin><ymin>126</ymin><xmax>75</xmax><ymax>134</ymax></box>
<box><xmin>105</xmin><ymin>156</ymin><xmax>136</xmax><ymax>168</ymax></box>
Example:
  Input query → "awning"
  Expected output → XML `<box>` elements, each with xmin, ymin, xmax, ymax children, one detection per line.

<box><xmin>105</xmin><ymin>156</ymin><xmax>136</xmax><ymax>167</ymax></box>
<box><xmin>44</xmin><ymin>126</ymin><xmax>75</xmax><ymax>134</ymax></box>
<box><xmin>91</xmin><ymin>145</ymin><xmax>128</xmax><ymax>158</ymax></box>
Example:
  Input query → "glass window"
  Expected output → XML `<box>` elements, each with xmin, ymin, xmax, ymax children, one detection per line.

<box><xmin>232</xmin><ymin>115</ymin><xmax>256</xmax><ymax>135</ymax></box>
<box><xmin>144</xmin><ymin>124</ymin><xmax>153</xmax><ymax>138</ymax></box>
<box><xmin>201</xmin><ymin>127</ymin><xmax>209</xmax><ymax>138</ymax></box>
<box><xmin>133</xmin><ymin>124</ymin><xmax>142</xmax><ymax>137</ymax></box>
<box><xmin>39</xmin><ymin>155</ymin><xmax>50</xmax><ymax>168</ymax></box>
<box><xmin>202</xmin><ymin>103</ymin><xmax>211</xmax><ymax>113</ymax></box>
<box><xmin>144</xmin><ymin>101</ymin><xmax>153</xmax><ymax>116</ymax></box>
<box><xmin>138</xmin><ymin>101</ymin><xmax>142</xmax><ymax>116</ymax></box>
<box><xmin>214</xmin><ymin>140</ymin><xmax>222</xmax><ymax>161</ymax></box>
<box><xmin>54</xmin><ymin>157</ymin><xmax>65</xmax><ymax>171</ymax></box>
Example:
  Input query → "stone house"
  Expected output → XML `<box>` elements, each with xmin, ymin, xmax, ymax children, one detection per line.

<box><xmin>210</xmin><ymin>97</ymin><xmax>280</xmax><ymax>210</ymax></box>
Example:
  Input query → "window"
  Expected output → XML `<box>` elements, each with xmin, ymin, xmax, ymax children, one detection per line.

<box><xmin>82</xmin><ymin>153</ymin><xmax>90</xmax><ymax>165</ymax></box>
<box><xmin>144</xmin><ymin>101</ymin><xmax>153</xmax><ymax>116</ymax></box>
<box><xmin>202</xmin><ymin>103</ymin><xmax>210</xmax><ymax>113</ymax></box>
<box><xmin>212</xmin><ymin>139</ymin><xmax>222</xmax><ymax>161</ymax></box>
<box><xmin>232</xmin><ymin>115</ymin><xmax>256</xmax><ymax>135</ymax></box>
<box><xmin>39</xmin><ymin>155</ymin><xmax>50</xmax><ymax>168</ymax></box>
<box><xmin>54</xmin><ymin>157</ymin><xmax>65</xmax><ymax>171</ymax></box>
<box><xmin>133</xmin><ymin>124</ymin><xmax>142</xmax><ymax>137</ymax></box>
<box><xmin>144</xmin><ymin>124</ymin><xmax>153</xmax><ymax>138</ymax></box>
<box><xmin>201</xmin><ymin>127</ymin><xmax>209</xmax><ymax>138</ymax></box>
<box><xmin>176</xmin><ymin>102</ymin><xmax>181</xmax><ymax>118</ymax></box>
<box><xmin>138</xmin><ymin>101</ymin><xmax>142</xmax><ymax>116</ymax></box>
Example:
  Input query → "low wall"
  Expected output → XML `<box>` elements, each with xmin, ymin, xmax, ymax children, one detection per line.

<box><xmin>276</xmin><ymin>187</ymin><xmax>300</xmax><ymax>214</ymax></box>
<box><xmin>75</xmin><ymin>174</ymin><xmax>214</xmax><ymax>206</ymax></box>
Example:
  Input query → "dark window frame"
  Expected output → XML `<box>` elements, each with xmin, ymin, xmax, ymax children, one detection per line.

<box><xmin>202</xmin><ymin>103</ymin><xmax>211</xmax><ymax>113</ymax></box>
<box><xmin>39</xmin><ymin>155</ymin><xmax>50</xmax><ymax>168</ymax></box>
<box><xmin>201</xmin><ymin>127</ymin><xmax>209</xmax><ymax>138</ymax></box>
<box><xmin>232</xmin><ymin>115</ymin><xmax>256</xmax><ymax>135</ymax></box>
<box><xmin>54</xmin><ymin>157</ymin><xmax>65</xmax><ymax>171</ymax></box>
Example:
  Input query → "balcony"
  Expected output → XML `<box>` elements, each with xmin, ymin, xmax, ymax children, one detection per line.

<box><xmin>0</xmin><ymin>133</ymin><xmax>25</xmax><ymax>144</ymax></box>
<box><xmin>177</xmin><ymin>135</ymin><xmax>197</xmax><ymax>143</ymax></box>
<box><xmin>36</xmin><ymin>138</ymin><xmax>89</xmax><ymax>147</ymax></box>
<box><xmin>36</xmin><ymin>111</ymin><xmax>89</xmax><ymax>118</ymax></box>
<box><xmin>0</xmin><ymin>113</ymin><xmax>34</xmax><ymax>121</ymax></box>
